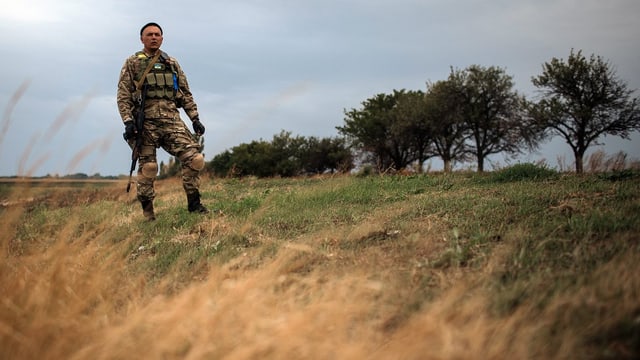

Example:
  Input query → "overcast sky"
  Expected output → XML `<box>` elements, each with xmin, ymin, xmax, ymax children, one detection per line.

<box><xmin>1</xmin><ymin>0</ymin><xmax>639</xmax><ymax>176</ymax></box>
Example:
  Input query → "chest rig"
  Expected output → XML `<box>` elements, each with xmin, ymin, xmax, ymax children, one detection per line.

<box><xmin>134</xmin><ymin>51</ymin><xmax>178</xmax><ymax>100</ymax></box>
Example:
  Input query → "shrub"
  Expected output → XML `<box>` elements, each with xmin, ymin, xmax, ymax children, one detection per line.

<box><xmin>597</xmin><ymin>168</ymin><xmax>640</xmax><ymax>182</ymax></box>
<box><xmin>488</xmin><ymin>163</ymin><xmax>559</xmax><ymax>182</ymax></box>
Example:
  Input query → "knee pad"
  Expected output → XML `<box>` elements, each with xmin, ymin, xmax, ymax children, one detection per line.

<box><xmin>189</xmin><ymin>153</ymin><xmax>205</xmax><ymax>171</ymax></box>
<box><xmin>141</xmin><ymin>162</ymin><xmax>158</xmax><ymax>179</ymax></box>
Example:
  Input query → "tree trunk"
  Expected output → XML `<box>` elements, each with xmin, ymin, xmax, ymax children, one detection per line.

<box><xmin>416</xmin><ymin>158</ymin><xmax>424</xmax><ymax>173</ymax></box>
<box><xmin>477</xmin><ymin>156</ymin><xmax>485</xmax><ymax>173</ymax></box>
<box><xmin>443</xmin><ymin>158</ymin><xmax>452</xmax><ymax>173</ymax></box>
<box><xmin>574</xmin><ymin>151</ymin><xmax>584</xmax><ymax>174</ymax></box>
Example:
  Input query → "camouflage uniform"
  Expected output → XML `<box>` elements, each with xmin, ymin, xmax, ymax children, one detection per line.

<box><xmin>117</xmin><ymin>50</ymin><xmax>207</xmax><ymax>217</ymax></box>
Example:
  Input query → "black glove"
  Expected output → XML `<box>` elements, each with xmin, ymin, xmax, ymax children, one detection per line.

<box><xmin>123</xmin><ymin>120</ymin><xmax>136</xmax><ymax>141</ymax></box>
<box><xmin>192</xmin><ymin>118</ymin><xmax>205</xmax><ymax>136</ymax></box>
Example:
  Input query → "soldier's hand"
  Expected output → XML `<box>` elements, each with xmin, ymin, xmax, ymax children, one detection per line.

<box><xmin>123</xmin><ymin>120</ymin><xmax>137</xmax><ymax>141</ymax></box>
<box><xmin>192</xmin><ymin>118</ymin><xmax>205</xmax><ymax>136</ymax></box>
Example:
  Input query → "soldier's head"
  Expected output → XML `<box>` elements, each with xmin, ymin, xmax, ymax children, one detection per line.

<box><xmin>140</xmin><ymin>22</ymin><xmax>163</xmax><ymax>53</ymax></box>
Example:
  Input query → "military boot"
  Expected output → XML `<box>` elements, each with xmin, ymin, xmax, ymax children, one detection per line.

<box><xmin>187</xmin><ymin>191</ymin><xmax>209</xmax><ymax>214</ymax></box>
<box><xmin>138</xmin><ymin>196</ymin><xmax>156</xmax><ymax>221</ymax></box>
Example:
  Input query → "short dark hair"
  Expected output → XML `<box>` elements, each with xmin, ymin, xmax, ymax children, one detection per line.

<box><xmin>140</xmin><ymin>22</ymin><xmax>163</xmax><ymax>36</ymax></box>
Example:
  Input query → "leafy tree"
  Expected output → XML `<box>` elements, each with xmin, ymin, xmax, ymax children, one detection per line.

<box><xmin>459</xmin><ymin>65</ymin><xmax>531</xmax><ymax>172</ymax></box>
<box><xmin>207</xmin><ymin>141</ymin><xmax>275</xmax><ymax>178</ymax></box>
<box><xmin>325</xmin><ymin>137</ymin><xmax>354</xmax><ymax>173</ymax></box>
<box><xmin>159</xmin><ymin>157</ymin><xmax>181</xmax><ymax>179</ymax></box>
<box><xmin>530</xmin><ymin>49</ymin><xmax>640</xmax><ymax>173</ymax></box>
<box><xmin>206</xmin><ymin>150</ymin><xmax>233</xmax><ymax>177</ymax></box>
<box><xmin>424</xmin><ymin>75</ymin><xmax>471</xmax><ymax>172</ymax></box>
<box><xmin>338</xmin><ymin>90</ymin><xmax>415</xmax><ymax>172</ymax></box>
<box><xmin>206</xmin><ymin>132</ymin><xmax>353</xmax><ymax>178</ymax></box>
<box><xmin>392</xmin><ymin>90</ymin><xmax>435</xmax><ymax>172</ymax></box>
<box><xmin>233</xmin><ymin>140</ymin><xmax>275</xmax><ymax>177</ymax></box>
<box><xmin>64</xmin><ymin>173</ymin><xmax>88</xmax><ymax>179</ymax></box>
<box><xmin>301</xmin><ymin>136</ymin><xmax>354</xmax><ymax>174</ymax></box>
<box><xmin>269</xmin><ymin>130</ymin><xmax>305</xmax><ymax>177</ymax></box>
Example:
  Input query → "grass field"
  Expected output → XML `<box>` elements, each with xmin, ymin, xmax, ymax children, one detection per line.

<box><xmin>1</xmin><ymin>169</ymin><xmax>639</xmax><ymax>359</ymax></box>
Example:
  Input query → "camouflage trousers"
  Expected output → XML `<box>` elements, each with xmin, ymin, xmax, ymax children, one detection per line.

<box><xmin>132</xmin><ymin>115</ymin><xmax>205</xmax><ymax>201</ymax></box>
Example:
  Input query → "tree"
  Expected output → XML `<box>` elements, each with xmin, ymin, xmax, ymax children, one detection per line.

<box><xmin>159</xmin><ymin>157</ymin><xmax>181</xmax><ymax>179</ymax></box>
<box><xmin>423</xmin><ymin>75</ymin><xmax>470</xmax><ymax>173</ymax></box>
<box><xmin>270</xmin><ymin>130</ymin><xmax>306</xmax><ymax>177</ymax></box>
<box><xmin>301</xmin><ymin>136</ymin><xmax>353</xmax><ymax>174</ymax></box>
<box><xmin>392</xmin><ymin>90</ymin><xmax>435</xmax><ymax>172</ymax></box>
<box><xmin>206</xmin><ymin>132</ymin><xmax>353</xmax><ymax>178</ymax></box>
<box><xmin>338</xmin><ymin>91</ymin><xmax>414</xmax><ymax>172</ymax></box>
<box><xmin>530</xmin><ymin>49</ymin><xmax>640</xmax><ymax>173</ymax></box>
<box><xmin>206</xmin><ymin>150</ymin><xmax>233</xmax><ymax>177</ymax></box>
<box><xmin>460</xmin><ymin>65</ymin><xmax>531</xmax><ymax>172</ymax></box>
<box><xmin>233</xmin><ymin>140</ymin><xmax>275</xmax><ymax>177</ymax></box>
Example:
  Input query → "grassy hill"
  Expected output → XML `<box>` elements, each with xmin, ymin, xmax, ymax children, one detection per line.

<box><xmin>1</xmin><ymin>169</ymin><xmax>639</xmax><ymax>359</ymax></box>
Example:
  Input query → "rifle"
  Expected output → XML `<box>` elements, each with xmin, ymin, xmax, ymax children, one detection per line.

<box><xmin>125</xmin><ymin>51</ymin><xmax>160</xmax><ymax>193</ymax></box>
<box><xmin>126</xmin><ymin>83</ymin><xmax>147</xmax><ymax>193</ymax></box>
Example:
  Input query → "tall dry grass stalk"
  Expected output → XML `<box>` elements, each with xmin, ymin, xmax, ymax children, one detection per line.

<box><xmin>587</xmin><ymin>149</ymin><xmax>631</xmax><ymax>172</ymax></box>
<box><xmin>1</xmin><ymin>79</ymin><xmax>31</xmax><ymax>148</ymax></box>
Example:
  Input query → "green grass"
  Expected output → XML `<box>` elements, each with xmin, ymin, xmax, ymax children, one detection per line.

<box><xmin>2</xmin><ymin>170</ymin><xmax>639</xmax><ymax>359</ymax></box>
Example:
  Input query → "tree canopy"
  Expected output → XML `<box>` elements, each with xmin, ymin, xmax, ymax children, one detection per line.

<box><xmin>458</xmin><ymin>65</ymin><xmax>533</xmax><ymax>172</ymax></box>
<box><xmin>338</xmin><ymin>90</ymin><xmax>416</xmax><ymax>171</ymax></box>
<box><xmin>423</xmin><ymin>76</ymin><xmax>470</xmax><ymax>172</ymax></box>
<box><xmin>206</xmin><ymin>131</ymin><xmax>353</xmax><ymax>178</ymax></box>
<box><xmin>530</xmin><ymin>49</ymin><xmax>640</xmax><ymax>173</ymax></box>
<box><xmin>338</xmin><ymin>65</ymin><xmax>539</xmax><ymax>173</ymax></box>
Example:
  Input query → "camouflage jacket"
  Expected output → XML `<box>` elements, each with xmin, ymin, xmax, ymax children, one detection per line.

<box><xmin>117</xmin><ymin>50</ymin><xmax>199</xmax><ymax>122</ymax></box>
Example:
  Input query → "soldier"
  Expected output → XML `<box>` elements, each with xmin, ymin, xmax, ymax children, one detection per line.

<box><xmin>117</xmin><ymin>22</ymin><xmax>208</xmax><ymax>220</ymax></box>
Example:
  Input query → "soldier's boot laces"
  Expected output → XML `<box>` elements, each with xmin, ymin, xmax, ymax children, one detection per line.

<box><xmin>187</xmin><ymin>191</ymin><xmax>209</xmax><ymax>214</ymax></box>
<box><xmin>140</xmin><ymin>198</ymin><xmax>156</xmax><ymax>221</ymax></box>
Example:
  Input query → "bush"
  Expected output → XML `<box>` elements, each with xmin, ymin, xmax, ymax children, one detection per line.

<box><xmin>488</xmin><ymin>163</ymin><xmax>559</xmax><ymax>182</ymax></box>
<box><xmin>597</xmin><ymin>169</ymin><xmax>640</xmax><ymax>182</ymax></box>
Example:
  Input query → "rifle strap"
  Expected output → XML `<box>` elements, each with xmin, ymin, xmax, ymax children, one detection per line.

<box><xmin>134</xmin><ymin>51</ymin><xmax>161</xmax><ymax>96</ymax></box>
<box><xmin>126</xmin><ymin>52</ymin><xmax>159</xmax><ymax>193</ymax></box>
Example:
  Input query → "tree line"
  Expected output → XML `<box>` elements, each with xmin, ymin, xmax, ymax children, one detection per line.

<box><xmin>166</xmin><ymin>49</ymin><xmax>639</xmax><ymax>178</ymax></box>
<box><xmin>159</xmin><ymin>131</ymin><xmax>353</xmax><ymax>179</ymax></box>
<box><xmin>338</xmin><ymin>49</ymin><xmax>639</xmax><ymax>174</ymax></box>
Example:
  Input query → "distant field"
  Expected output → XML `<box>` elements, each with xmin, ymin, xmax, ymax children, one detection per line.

<box><xmin>0</xmin><ymin>178</ymin><xmax>126</xmax><ymax>207</ymax></box>
<box><xmin>0</xmin><ymin>177</ymin><xmax>122</xmax><ymax>185</ymax></box>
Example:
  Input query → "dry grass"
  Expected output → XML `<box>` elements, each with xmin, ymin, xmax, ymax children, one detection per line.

<box><xmin>1</xmin><ymin>172</ymin><xmax>639</xmax><ymax>360</ymax></box>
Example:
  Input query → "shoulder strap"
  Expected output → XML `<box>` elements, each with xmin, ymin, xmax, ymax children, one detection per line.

<box><xmin>135</xmin><ymin>51</ymin><xmax>161</xmax><ymax>92</ymax></box>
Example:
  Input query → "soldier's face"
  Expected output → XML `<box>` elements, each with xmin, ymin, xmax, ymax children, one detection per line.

<box><xmin>141</xmin><ymin>26</ymin><xmax>163</xmax><ymax>52</ymax></box>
